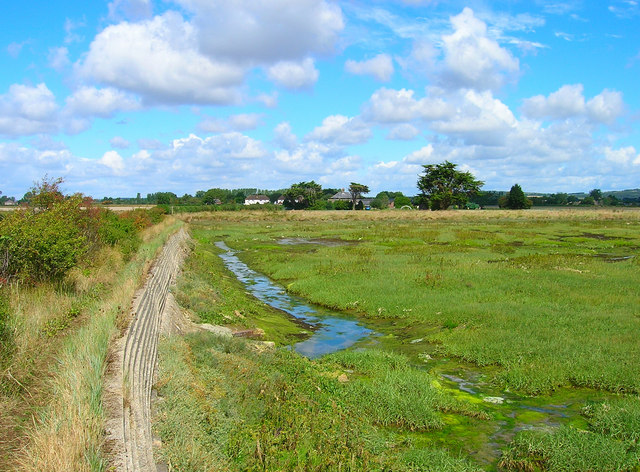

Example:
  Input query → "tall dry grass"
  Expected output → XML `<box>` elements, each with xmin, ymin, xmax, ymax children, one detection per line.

<box><xmin>0</xmin><ymin>216</ymin><xmax>181</xmax><ymax>471</ymax></box>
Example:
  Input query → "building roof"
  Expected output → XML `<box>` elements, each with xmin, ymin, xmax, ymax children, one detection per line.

<box><xmin>329</xmin><ymin>191</ymin><xmax>351</xmax><ymax>201</ymax></box>
<box><xmin>245</xmin><ymin>194</ymin><xmax>270</xmax><ymax>201</ymax></box>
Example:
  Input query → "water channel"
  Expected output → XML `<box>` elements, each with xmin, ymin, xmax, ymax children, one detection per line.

<box><xmin>215</xmin><ymin>241</ymin><xmax>374</xmax><ymax>358</ymax></box>
<box><xmin>215</xmin><ymin>240</ymin><xmax>613</xmax><ymax>467</ymax></box>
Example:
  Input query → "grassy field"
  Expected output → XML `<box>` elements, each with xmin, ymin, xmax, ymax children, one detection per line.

<box><xmin>156</xmin><ymin>209</ymin><xmax>640</xmax><ymax>471</ymax></box>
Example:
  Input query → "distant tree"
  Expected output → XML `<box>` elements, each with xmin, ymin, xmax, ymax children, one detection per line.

<box><xmin>603</xmin><ymin>194</ymin><xmax>620</xmax><ymax>206</ymax></box>
<box><xmin>203</xmin><ymin>188</ymin><xmax>229</xmax><ymax>205</ymax></box>
<box><xmin>417</xmin><ymin>161</ymin><xmax>483</xmax><ymax>210</ymax></box>
<box><xmin>589</xmin><ymin>188</ymin><xmax>603</xmax><ymax>203</ymax></box>
<box><xmin>394</xmin><ymin>194</ymin><xmax>412</xmax><ymax>208</ymax></box>
<box><xmin>504</xmin><ymin>184</ymin><xmax>532</xmax><ymax>209</ymax></box>
<box><xmin>136</xmin><ymin>192</ymin><xmax>141</xmax><ymax>203</ymax></box>
<box><xmin>371</xmin><ymin>192</ymin><xmax>390</xmax><ymax>209</ymax></box>
<box><xmin>581</xmin><ymin>196</ymin><xmax>595</xmax><ymax>205</ymax></box>
<box><xmin>348</xmin><ymin>183</ymin><xmax>369</xmax><ymax>211</ymax></box>
<box><xmin>566</xmin><ymin>195</ymin><xmax>580</xmax><ymax>204</ymax></box>
<box><xmin>283</xmin><ymin>181</ymin><xmax>322</xmax><ymax>209</ymax></box>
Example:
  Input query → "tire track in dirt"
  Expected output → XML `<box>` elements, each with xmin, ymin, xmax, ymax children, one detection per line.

<box><xmin>104</xmin><ymin>228</ymin><xmax>190</xmax><ymax>472</ymax></box>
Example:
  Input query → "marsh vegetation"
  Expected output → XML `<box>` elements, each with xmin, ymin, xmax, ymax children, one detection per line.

<box><xmin>157</xmin><ymin>209</ymin><xmax>640</xmax><ymax>471</ymax></box>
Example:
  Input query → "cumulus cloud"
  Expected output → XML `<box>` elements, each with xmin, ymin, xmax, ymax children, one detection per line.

<box><xmin>345</xmin><ymin>54</ymin><xmax>394</xmax><ymax>82</ymax></box>
<box><xmin>78</xmin><ymin>12</ymin><xmax>246</xmax><ymax>105</ymax></box>
<box><xmin>440</xmin><ymin>8</ymin><xmax>519</xmax><ymax>91</ymax></box>
<box><xmin>274</xmin><ymin>142</ymin><xmax>330</xmax><ymax>174</ymax></box>
<box><xmin>175</xmin><ymin>0</ymin><xmax>344</xmax><ymax>63</ymax></box>
<box><xmin>307</xmin><ymin>115</ymin><xmax>372</xmax><ymax>146</ymax></box>
<box><xmin>586</xmin><ymin>90</ymin><xmax>624</xmax><ymax>124</ymax></box>
<box><xmin>432</xmin><ymin>89</ymin><xmax>517</xmax><ymax>145</ymax></box>
<box><xmin>521</xmin><ymin>84</ymin><xmax>586</xmax><ymax>119</ymax></box>
<box><xmin>99</xmin><ymin>150</ymin><xmax>126</xmax><ymax>175</ymax></box>
<box><xmin>522</xmin><ymin>84</ymin><xmax>625</xmax><ymax>124</ymax></box>
<box><xmin>0</xmin><ymin>83</ymin><xmax>59</xmax><ymax>137</ymax></box>
<box><xmin>604</xmin><ymin>146</ymin><xmax>639</xmax><ymax>165</ymax></box>
<box><xmin>404</xmin><ymin>144</ymin><xmax>434</xmax><ymax>164</ymax></box>
<box><xmin>65</xmin><ymin>86</ymin><xmax>140</xmax><ymax>117</ymax></box>
<box><xmin>387</xmin><ymin>123</ymin><xmax>420</xmax><ymax>140</ymax></box>
<box><xmin>266</xmin><ymin>58</ymin><xmax>319</xmax><ymax>90</ymax></box>
<box><xmin>274</xmin><ymin>122</ymin><xmax>298</xmax><ymax>151</ymax></box>
<box><xmin>363</xmin><ymin>88</ymin><xmax>453</xmax><ymax>123</ymax></box>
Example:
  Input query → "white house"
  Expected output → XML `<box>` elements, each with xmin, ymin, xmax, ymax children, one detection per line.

<box><xmin>244</xmin><ymin>194</ymin><xmax>270</xmax><ymax>205</ymax></box>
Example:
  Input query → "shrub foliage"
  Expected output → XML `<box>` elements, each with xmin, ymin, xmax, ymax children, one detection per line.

<box><xmin>0</xmin><ymin>177</ymin><xmax>163</xmax><ymax>283</ymax></box>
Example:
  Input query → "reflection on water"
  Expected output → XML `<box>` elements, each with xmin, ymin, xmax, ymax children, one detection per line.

<box><xmin>215</xmin><ymin>241</ymin><xmax>374</xmax><ymax>358</ymax></box>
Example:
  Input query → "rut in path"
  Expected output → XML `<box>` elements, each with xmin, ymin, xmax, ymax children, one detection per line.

<box><xmin>106</xmin><ymin>228</ymin><xmax>190</xmax><ymax>472</ymax></box>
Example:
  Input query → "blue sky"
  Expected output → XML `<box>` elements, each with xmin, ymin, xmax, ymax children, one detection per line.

<box><xmin>1</xmin><ymin>0</ymin><xmax>639</xmax><ymax>198</ymax></box>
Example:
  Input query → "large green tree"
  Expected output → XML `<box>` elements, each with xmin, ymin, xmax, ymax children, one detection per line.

<box><xmin>504</xmin><ymin>184</ymin><xmax>532</xmax><ymax>209</ymax></box>
<box><xmin>348</xmin><ymin>183</ymin><xmax>369</xmax><ymax>211</ymax></box>
<box><xmin>416</xmin><ymin>161</ymin><xmax>483</xmax><ymax>210</ymax></box>
<box><xmin>283</xmin><ymin>181</ymin><xmax>322</xmax><ymax>209</ymax></box>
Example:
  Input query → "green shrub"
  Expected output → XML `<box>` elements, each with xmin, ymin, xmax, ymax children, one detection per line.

<box><xmin>97</xmin><ymin>210</ymin><xmax>140</xmax><ymax>260</ymax></box>
<box><xmin>0</xmin><ymin>196</ymin><xmax>90</xmax><ymax>282</ymax></box>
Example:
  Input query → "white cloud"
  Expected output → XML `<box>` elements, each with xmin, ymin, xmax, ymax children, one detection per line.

<box><xmin>432</xmin><ymin>89</ymin><xmax>517</xmax><ymax>146</ymax></box>
<box><xmin>199</xmin><ymin>113</ymin><xmax>263</xmax><ymax>133</ymax></box>
<box><xmin>387</xmin><ymin>123</ymin><xmax>420</xmax><ymax>140</ymax></box>
<box><xmin>175</xmin><ymin>0</ymin><xmax>344</xmax><ymax>63</ymax></box>
<box><xmin>266</xmin><ymin>58</ymin><xmax>319</xmax><ymax>90</ymax></box>
<box><xmin>78</xmin><ymin>12</ymin><xmax>246</xmax><ymax>105</ymax></box>
<box><xmin>110</xmin><ymin>136</ymin><xmax>130</xmax><ymax>149</ymax></box>
<box><xmin>586</xmin><ymin>90</ymin><xmax>624</xmax><ymax>124</ymax></box>
<box><xmin>48</xmin><ymin>47</ymin><xmax>70</xmax><ymax>71</ymax></box>
<box><xmin>0</xmin><ymin>83</ymin><xmax>59</xmax><ymax>137</ymax></box>
<box><xmin>364</xmin><ymin>88</ymin><xmax>453</xmax><ymax>123</ymax></box>
<box><xmin>307</xmin><ymin>115</ymin><xmax>372</xmax><ymax>146</ymax></box>
<box><xmin>522</xmin><ymin>85</ymin><xmax>625</xmax><ymax>124</ymax></box>
<box><xmin>108</xmin><ymin>0</ymin><xmax>152</xmax><ymax>21</ymax></box>
<box><xmin>99</xmin><ymin>150</ymin><xmax>126</xmax><ymax>175</ymax></box>
<box><xmin>440</xmin><ymin>8</ymin><xmax>519</xmax><ymax>91</ymax></box>
<box><xmin>64</xmin><ymin>18</ymin><xmax>85</xmax><ymax>45</ymax></box>
<box><xmin>604</xmin><ymin>146</ymin><xmax>638</xmax><ymax>165</ymax></box>
<box><xmin>345</xmin><ymin>54</ymin><xmax>394</xmax><ymax>82</ymax></box>
<box><xmin>65</xmin><ymin>86</ymin><xmax>140</xmax><ymax>117</ymax></box>
<box><xmin>7</xmin><ymin>42</ymin><xmax>25</xmax><ymax>58</ymax></box>
<box><xmin>404</xmin><ymin>144</ymin><xmax>434</xmax><ymax>164</ymax></box>
<box><xmin>274</xmin><ymin>142</ymin><xmax>329</xmax><ymax>174</ymax></box>
<box><xmin>274</xmin><ymin>122</ymin><xmax>298</xmax><ymax>151</ymax></box>
<box><xmin>521</xmin><ymin>84</ymin><xmax>586</xmax><ymax>119</ymax></box>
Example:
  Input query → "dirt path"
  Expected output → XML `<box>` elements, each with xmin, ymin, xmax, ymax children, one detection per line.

<box><xmin>104</xmin><ymin>228</ymin><xmax>190</xmax><ymax>472</ymax></box>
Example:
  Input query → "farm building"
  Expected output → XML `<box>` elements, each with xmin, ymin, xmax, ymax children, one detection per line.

<box><xmin>244</xmin><ymin>194</ymin><xmax>270</xmax><ymax>205</ymax></box>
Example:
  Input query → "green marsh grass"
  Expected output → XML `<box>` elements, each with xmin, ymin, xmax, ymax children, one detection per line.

<box><xmin>166</xmin><ymin>209</ymin><xmax>640</xmax><ymax>471</ymax></box>
<box><xmin>197</xmin><ymin>210</ymin><xmax>640</xmax><ymax>395</ymax></box>
<box><xmin>155</xmin><ymin>332</ymin><xmax>489</xmax><ymax>471</ymax></box>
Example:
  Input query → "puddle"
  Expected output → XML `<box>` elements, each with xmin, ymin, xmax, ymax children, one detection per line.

<box><xmin>215</xmin><ymin>241</ymin><xmax>374</xmax><ymax>358</ymax></box>
<box><xmin>594</xmin><ymin>254</ymin><xmax>635</xmax><ymax>263</ymax></box>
